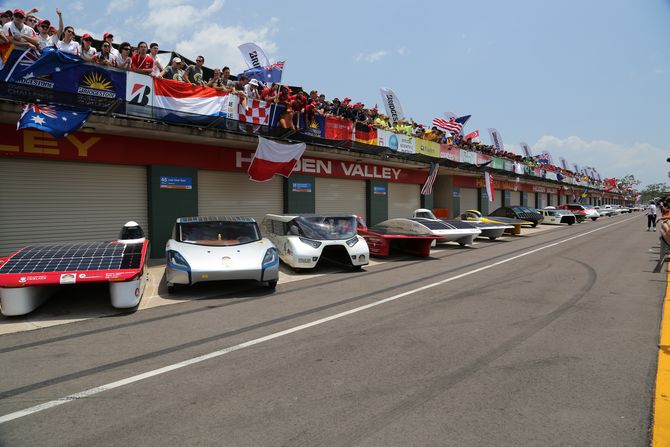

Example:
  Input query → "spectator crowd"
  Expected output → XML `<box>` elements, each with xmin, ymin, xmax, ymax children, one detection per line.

<box><xmin>1</xmin><ymin>6</ymin><xmax>602</xmax><ymax>186</ymax></box>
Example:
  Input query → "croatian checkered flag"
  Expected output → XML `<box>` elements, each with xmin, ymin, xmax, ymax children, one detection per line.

<box><xmin>239</xmin><ymin>99</ymin><xmax>271</xmax><ymax>125</ymax></box>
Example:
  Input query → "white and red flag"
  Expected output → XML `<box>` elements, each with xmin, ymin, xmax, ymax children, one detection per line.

<box><xmin>484</xmin><ymin>171</ymin><xmax>495</xmax><ymax>202</ymax></box>
<box><xmin>153</xmin><ymin>77</ymin><xmax>228</xmax><ymax>116</ymax></box>
<box><xmin>239</xmin><ymin>99</ymin><xmax>271</xmax><ymax>125</ymax></box>
<box><xmin>465</xmin><ymin>129</ymin><xmax>479</xmax><ymax>141</ymax></box>
<box><xmin>248</xmin><ymin>137</ymin><xmax>306</xmax><ymax>182</ymax></box>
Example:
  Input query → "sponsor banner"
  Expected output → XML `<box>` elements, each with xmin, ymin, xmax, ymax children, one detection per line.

<box><xmin>503</xmin><ymin>160</ymin><xmax>514</xmax><ymax>171</ymax></box>
<box><xmin>379</xmin><ymin>87</ymin><xmax>405</xmax><ymax>126</ymax></box>
<box><xmin>545</xmin><ymin>171</ymin><xmax>558</xmax><ymax>181</ymax></box>
<box><xmin>1</xmin><ymin>125</ymin><xmax>427</xmax><ymax>184</ymax></box>
<box><xmin>520</xmin><ymin>142</ymin><xmax>533</xmax><ymax>158</ymax></box>
<box><xmin>439</xmin><ymin>144</ymin><xmax>460</xmax><ymax>162</ymax></box>
<box><xmin>238</xmin><ymin>42</ymin><xmax>270</xmax><ymax>69</ymax></box>
<box><xmin>304</xmin><ymin>114</ymin><xmax>325</xmax><ymax>138</ymax></box>
<box><xmin>460</xmin><ymin>149</ymin><xmax>477</xmax><ymax>164</ymax></box>
<box><xmin>513</xmin><ymin>162</ymin><xmax>525</xmax><ymax>174</ymax></box>
<box><xmin>488</xmin><ymin>128</ymin><xmax>504</xmax><ymax>150</ymax></box>
<box><xmin>324</xmin><ymin>116</ymin><xmax>353</xmax><ymax>140</ymax></box>
<box><xmin>126</xmin><ymin>71</ymin><xmax>153</xmax><ymax>118</ymax></box>
<box><xmin>532</xmin><ymin>167</ymin><xmax>544</xmax><ymax>176</ymax></box>
<box><xmin>415</xmin><ymin>139</ymin><xmax>440</xmax><ymax>158</ymax></box>
<box><xmin>222</xmin><ymin>94</ymin><xmax>240</xmax><ymax>120</ymax></box>
<box><xmin>376</xmin><ymin>129</ymin><xmax>396</xmax><ymax>149</ymax></box>
<box><xmin>476</xmin><ymin>153</ymin><xmax>491</xmax><ymax>165</ymax></box>
<box><xmin>395</xmin><ymin>134</ymin><xmax>416</xmax><ymax>154</ymax></box>
<box><xmin>490</xmin><ymin>158</ymin><xmax>505</xmax><ymax>170</ymax></box>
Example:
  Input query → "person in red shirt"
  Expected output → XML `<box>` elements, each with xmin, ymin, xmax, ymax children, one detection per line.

<box><xmin>131</xmin><ymin>41</ymin><xmax>154</xmax><ymax>75</ymax></box>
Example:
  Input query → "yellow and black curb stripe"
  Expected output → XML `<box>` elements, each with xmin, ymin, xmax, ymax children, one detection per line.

<box><xmin>653</xmin><ymin>270</ymin><xmax>670</xmax><ymax>445</ymax></box>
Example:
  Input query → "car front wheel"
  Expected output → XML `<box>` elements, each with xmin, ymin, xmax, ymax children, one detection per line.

<box><xmin>267</xmin><ymin>280</ymin><xmax>277</xmax><ymax>290</ymax></box>
<box><xmin>591</xmin><ymin>217</ymin><xmax>598</xmax><ymax>221</ymax></box>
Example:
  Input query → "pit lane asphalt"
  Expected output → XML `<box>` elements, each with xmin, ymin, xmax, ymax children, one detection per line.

<box><xmin>0</xmin><ymin>213</ymin><xmax>663</xmax><ymax>446</ymax></box>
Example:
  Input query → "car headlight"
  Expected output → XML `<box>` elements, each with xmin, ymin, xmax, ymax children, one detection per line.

<box><xmin>299</xmin><ymin>237</ymin><xmax>322</xmax><ymax>249</ymax></box>
<box><xmin>346</xmin><ymin>236</ymin><xmax>359</xmax><ymax>247</ymax></box>
<box><xmin>262</xmin><ymin>247</ymin><xmax>278</xmax><ymax>268</ymax></box>
<box><xmin>167</xmin><ymin>250</ymin><xmax>190</xmax><ymax>268</ymax></box>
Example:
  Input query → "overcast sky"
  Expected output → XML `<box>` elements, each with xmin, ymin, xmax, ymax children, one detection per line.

<box><xmin>8</xmin><ymin>0</ymin><xmax>669</xmax><ymax>188</ymax></box>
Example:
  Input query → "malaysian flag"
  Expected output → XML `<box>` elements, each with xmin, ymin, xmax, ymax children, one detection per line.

<box><xmin>421</xmin><ymin>162</ymin><xmax>439</xmax><ymax>195</ymax></box>
<box><xmin>239</xmin><ymin>99</ymin><xmax>271</xmax><ymax>125</ymax></box>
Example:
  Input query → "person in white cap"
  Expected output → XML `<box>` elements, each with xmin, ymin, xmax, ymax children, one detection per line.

<box><xmin>160</xmin><ymin>57</ymin><xmax>185</xmax><ymax>81</ymax></box>
<box><xmin>245</xmin><ymin>78</ymin><xmax>261</xmax><ymax>101</ymax></box>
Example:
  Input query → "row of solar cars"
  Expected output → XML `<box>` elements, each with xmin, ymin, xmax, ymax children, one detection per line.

<box><xmin>0</xmin><ymin>203</ymin><xmax>630</xmax><ymax>315</ymax></box>
<box><xmin>163</xmin><ymin>209</ymin><xmax>542</xmax><ymax>293</ymax></box>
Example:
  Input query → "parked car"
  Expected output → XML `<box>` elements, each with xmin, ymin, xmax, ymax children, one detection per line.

<box><xmin>558</xmin><ymin>203</ymin><xmax>599</xmax><ymax>221</ymax></box>
<box><xmin>488</xmin><ymin>206</ymin><xmax>543</xmax><ymax>227</ymax></box>
<box><xmin>593</xmin><ymin>206</ymin><xmax>613</xmax><ymax>217</ymax></box>
<box><xmin>165</xmin><ymin>216</ymin><xmax>279</xmax><ymax>293</ymax></box>
<box><xmin>261</xmin><ymin>214</ymin><xmax>369</xmax><ymax>271</ymax></box>
<box><xmin>413</xmin><ymin>208</ymin><xmax>512</xmax><ymax>240</ymax></box>
<box><xmin>540</xmin><ymin>207</ymin><xmax>576</xmax><ymax>225</ymax></box>
<box><xmin>600</xmin><ymin>204</ymin><xmax>622</xmax><ymax>216</ymax></box>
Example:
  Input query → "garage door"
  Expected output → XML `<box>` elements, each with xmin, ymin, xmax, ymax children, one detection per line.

<box><xmin>388</xmin><ymin>183</ymin><xmax>420</xmax><ymax>218</ymax></box>
<box><xmin>488</xmin><ymin>189</ymin><xmax>502</xmax><ymax>211</ymax></box>
<box><xmin>510</xmin><ymin>191</ymin><xmax>521</xmax><ymax>206</ymax></box>
<box><xmin>527</xmin><ymin>192</ymin><xmax>536</xmax><ymax>208</ymax></box>
<box><xmin>199</xmin><ymin>171</ymin><xmax>283</xmax><ymax>223</ymax></box>
<box><xmin>315</xmin><ymin>177</ymin><xmax>366</xmax><ymax>218</ymax></box>
<box><xmin>460</xmin><ymin>187</ymin><xmax>478</xmax><ymax>212</ymax></box>
<box><xmin>0</xmin><ymin>159</ymin><xmax>148</xmax><ymax>256</ymax></box>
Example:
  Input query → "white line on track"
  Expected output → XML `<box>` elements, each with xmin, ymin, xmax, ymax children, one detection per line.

<box><xmin>0</xmin><ymin>214</ymin><xmax>641</xmax><ymax>425</ymax></box>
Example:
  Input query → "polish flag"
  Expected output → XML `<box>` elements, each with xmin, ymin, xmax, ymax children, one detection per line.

<box><xmin>153</xmin><ymin>78</ymin><xmax>228</xmax><ymax>116</ymax></box>
<box><xmin>484</xmin><ymin>171</ymin><xmax>494</xmax><ymax>202</ymax></box>
<box><xmin>248</xmin><ymin>137</ymin><xmax>306</xmax><ymax>182</ymax></box>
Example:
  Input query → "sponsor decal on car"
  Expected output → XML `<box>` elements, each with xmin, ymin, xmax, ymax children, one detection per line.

<box><xmin>59</xmin><ymin>273</ymin><xmax>76</xmax><ymax>284</ymax></box>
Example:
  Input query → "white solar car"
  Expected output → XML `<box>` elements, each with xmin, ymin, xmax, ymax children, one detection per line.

<box><xmin>261</xmin><ymin>214</ymin><xmax>369</xmax><ymax>271</ymax></box>
<box><xmin>165</xmin><ymin>216</ymin><xmax>279</xmax><ymax>293</ymax></box>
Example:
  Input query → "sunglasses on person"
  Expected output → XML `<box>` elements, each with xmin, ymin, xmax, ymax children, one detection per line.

<box><xmin>26</xmin><ymin>17</ymin><xmax>36</xmax><ymax>22</ymax></box>
<box><xmin>40</xmin><ymin>24</ymin><xmax>48</xmax><ymax>29</ymax></box>
<box><xmin>121</xmin><ymin>47</ymin><xmax>130</xmax><ymax>51</ymax></box>
<box><xmin>65</xmin><ymin>29</ymin><xmax>74</xmax><ymax>34</ymax></box>
<box><xmin>196</xmin><ymin>58</ymin><xmax>204</xmax><ymax>62</ymax></box>
<box><xmin>102</xmin><ymin>43</ymin><xmax>110</xmax><ymax>48</ymax></box>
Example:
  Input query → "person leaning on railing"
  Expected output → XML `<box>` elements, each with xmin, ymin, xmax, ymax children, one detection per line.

<box><xmin>79</xmin><ymin>33</ymin><xmax>96</xmax><ymax>62</ymax></box>
<box><xmin>95</xmin><ymin>40</ymin><xmax>117</xmax><ymax>67</ymax></box>
<box><xmin>56</xmin><ymin>25</ymin><xmax>79</xmax><ymax>55</ymax></box>
<box><xmin>2</xmin><ymin>8</ymin><xmax>40</xmax><ymax>50</ymax></box>
<box><xmin>115</xmin><ymin>41</ymin><xmax>132</xmax><ymax>70</ymax></box>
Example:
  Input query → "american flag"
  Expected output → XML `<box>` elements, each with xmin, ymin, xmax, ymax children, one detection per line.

<box><xmin>421</xmin><ymin>162</ymin><xmax>439</xmax><ymax>195</ymax></box>
<box><xmin>432</xmin><ymin>117</ymin><xmax>462</xmax><ymax>133</ymax></box>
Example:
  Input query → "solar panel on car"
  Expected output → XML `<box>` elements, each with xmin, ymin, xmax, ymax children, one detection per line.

<box><xmin>0</xmin><ymin>241</ymin><xmax>144</xmax><ymax>274</ymax></box>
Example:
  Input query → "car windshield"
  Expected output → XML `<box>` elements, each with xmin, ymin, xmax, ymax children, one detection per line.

<box><xmin>414</xmin><ymin>210</ymin><xmax>436</xmax><ymax>219</ymax></box>
<box><xmin>292</xmin><ymin>216</ymin><xmax>357</xmax><ymax>240</ymax></box>
<box><xmin>178</xmin><ymin>221</ymin><xmax>261</xmax><ymax>246</ymax></box>
<box><xmin>511</xmin><ymin>207</ymin><xmax>527</xmax><ymax>213</ymax></box>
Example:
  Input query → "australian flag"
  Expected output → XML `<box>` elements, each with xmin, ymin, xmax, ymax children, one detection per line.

<box><xmin>17</xmin><ymin>103</ymin><xmax>91</xmax><ymax>138</ymax></box>
<box><xmin>9</xmin><ymin>47</ymin><xmax>82</xmax><ymax>82</ymax></box>
<box><xmin>240</xmin><ymin>61</ymin><xmax>285</xmax><ymax>85</ymax></box>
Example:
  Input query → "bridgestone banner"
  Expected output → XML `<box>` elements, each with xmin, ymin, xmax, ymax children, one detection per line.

<box><xmin>488</xmin><ymin>128</ymin><xmax>504</xmax><ymax>150</ymax></box>
<box><xmin>380</xmin><ymin>87</ymin><xmax>405</xmax><ymax>126</ymax></box>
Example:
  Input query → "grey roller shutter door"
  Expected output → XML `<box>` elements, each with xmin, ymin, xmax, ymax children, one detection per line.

<box><xmin>198</xmin><ymin>171</ymin><xmax>283</xmax><ymax>223</ymax></box>
<box><xmin>388</xmin><ymin>183</ymin><xmax>421</xmax><ymax>219</ymax></box>
<box><xmin>0</xmin><ymin>159</ymin><xmax>148</xmax><ymax>256</ymax></box>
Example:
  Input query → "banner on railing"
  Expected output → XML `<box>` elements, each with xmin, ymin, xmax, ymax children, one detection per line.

<box><xmin>354</xmin><ymin>123</ymin><xmax>377</xmax><ymax>145</ymax></box>
<box><xmin>324</xmin><ymin>116</ymin><xmax>353</xmax><ymax>140</ymax></box>
<box><xmin>440</xmin><ymin>144</ymin><xmax>460</xmax><ymax>161</ymax></box>
<box><xmin>460</xmin><ymin>149</ymin><xmax>477</xmax><ymax>164</ymax></box>
<box><xmin>416</xmin><ymin>139</ymin><xmax>440</xmax><ymax>158</ymax></box>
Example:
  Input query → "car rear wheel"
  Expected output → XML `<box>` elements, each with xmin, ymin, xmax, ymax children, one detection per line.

<box><xmin>488</xmin><ymin>237</ymin><xmax>497</xmax><ymax>241</ymax></box>
<box><xmin>591</xmin><ymin>217</ymin><xmax>598</xmax><ymax>221</ymax></box>
<box><xmin>267</xmin><ymin>280</ymin><xmax>277</xmax><ymax>290</ymax></box>
<box><xmin>532</xmin><ymin>222</ymin><xmax>538</xmax><ymax>227</ymax></box>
